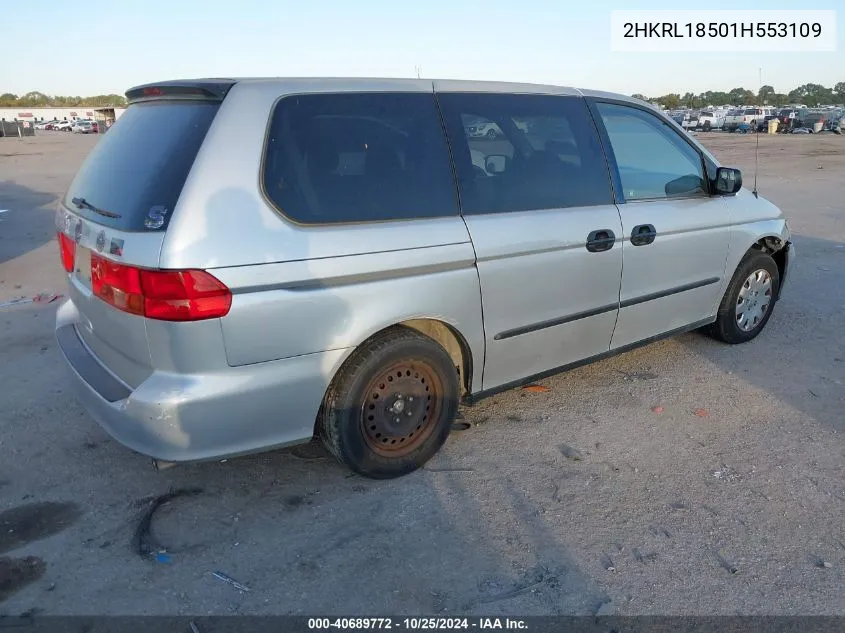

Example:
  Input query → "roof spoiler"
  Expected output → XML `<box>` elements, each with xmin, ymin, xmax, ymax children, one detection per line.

<box><xmin>125</xmin><ymin>79</ymin><xmax>236</xmax><ymax>104</ymax></box>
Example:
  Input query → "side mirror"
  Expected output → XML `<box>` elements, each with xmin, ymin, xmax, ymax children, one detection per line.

<box><xmin>714</xmin><ymin>167</ymin><xmax>742</xmax><ymax>195</ymax></box>
<box><xmin>485</xmin><ymin>154</ymin><xmax>509</xmax><ymax>174</ymax></box>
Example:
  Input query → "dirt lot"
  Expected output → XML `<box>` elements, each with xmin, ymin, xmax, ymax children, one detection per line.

<box><xmin>1</xmin><ymin>131</ymin><xmax>843</xmax><ymax>616</ymax></box>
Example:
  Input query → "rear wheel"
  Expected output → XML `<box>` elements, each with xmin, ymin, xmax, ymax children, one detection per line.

<box><xmin>708</xmin><ymin>250</ymin><xmax>780</xmax><ymax>344</ymax></box>
<box><xmin>320</xmin><ymin>327</ymin><xmax>459</xmax><ymax>479</ymax></box>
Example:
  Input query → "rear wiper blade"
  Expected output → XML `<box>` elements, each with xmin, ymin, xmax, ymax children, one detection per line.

<box><xmin>71</xmin><ymin>197</ymin><xmax>121</xmax><ymax>219</ymax></box>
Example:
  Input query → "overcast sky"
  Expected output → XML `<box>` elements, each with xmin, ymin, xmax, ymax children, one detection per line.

<box><xmin>3</xmin><ymin>0</ymin><xmax>842</xmax><ymax>97</ymax></box>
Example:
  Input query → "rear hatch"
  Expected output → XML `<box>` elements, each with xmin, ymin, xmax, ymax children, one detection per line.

<box><xmin>57</xmin><ymin>81</ymin><xmax>232</xmax><ymax>387</ymax></box>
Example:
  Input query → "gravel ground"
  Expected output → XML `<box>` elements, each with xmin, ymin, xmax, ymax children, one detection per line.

<box><xmin>0</xmin><ymin>130</ymin><xmax>843</xmax><ymax>616</ymax></box>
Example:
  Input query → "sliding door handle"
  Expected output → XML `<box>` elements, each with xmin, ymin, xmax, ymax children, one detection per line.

<box><xmin>630</xmin><ymin>224</ymin><xmax>657</xmax><ymax>246</ymax></box>
<box><xmin>586</xmin><ymin>229</ymin><xmax>616</xmax><ymax>253</ymax></box>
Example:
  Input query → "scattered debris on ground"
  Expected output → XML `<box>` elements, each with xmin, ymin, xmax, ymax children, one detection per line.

<box><xmin>132</xmin><ymin>488</ymin><xmax>203</xmax><ymax>560</ymax></box>
<box><xmin>522</xmin><ymin>384</ymin><xmax>550</xmax><ymax>393</ymax></box>
<box><xmin>212</xmin><ymin>570</ymin><xmax>250</xmax><ymax>592</ymax></box>
<box><xmin>714</xmin><ymin>551</ymin><xmax>739</xmax><ymax>574</ymax></box>
<box><xmin>559</xmin><ymin>444</ymin><xmax>584</xmax><ymax>461</ymax></box>
<box><xmin>0</xmin><ymin>292</ymin><xmax>63</xmax><ymax>310</ymax></box>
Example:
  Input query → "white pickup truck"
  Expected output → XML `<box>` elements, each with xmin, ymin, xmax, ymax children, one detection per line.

<box><xmin>724</xmin><ymin>107</ymin><xmax>776</xmax><ymax>132</ymax></box>
<box><xmin>697</xmin><ymin>110</ymin><xmax>727</xmax><ymax>130</ymax></box>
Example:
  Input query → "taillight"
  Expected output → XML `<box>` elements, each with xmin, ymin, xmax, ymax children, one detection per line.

<box><xmin>91</xmin><ymin>255</ymin><xmax>144</xmax><ymax>316</ymax></box>
<box><xmin>141</xmin><ymin>269</ymin><xmax>232</xmax><ymax>321</ymax></box>
<box><xmin>58</xmin><ymin>231</ymin><xmax>75</xmax><ymax>272</ymax></box>
<box><xmin>91</xmin><ymin>253</ymin><xmax>231</xmax><ymax>321</ymax></box>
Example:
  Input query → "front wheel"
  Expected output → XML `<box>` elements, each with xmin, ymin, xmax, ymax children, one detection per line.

<box><xmin>708</xmin><ymin>250</ymin><xmax>780</xmax><ymax>344</ymax></box>
<box><xmin>320</xmin><ymin>327</ymin><xmax>459</xmax><ymax>479</ymax></box>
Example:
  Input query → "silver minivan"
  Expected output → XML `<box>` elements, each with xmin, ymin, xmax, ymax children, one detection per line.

<box><xmin>55</xmin><ymin>78</ymin><xmax>792</xmax><ymax>478</ymax></box>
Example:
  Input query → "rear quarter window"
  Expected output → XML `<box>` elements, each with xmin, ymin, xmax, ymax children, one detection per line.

<box><xmin>262</xmin><ymin>92</ymin><xmax>458</xmax><ymax>224</ymax></box>
<box><xmin>63</xmin><ymin>101</ymin><xmax>218</xmax><ymax>231</ymax></box>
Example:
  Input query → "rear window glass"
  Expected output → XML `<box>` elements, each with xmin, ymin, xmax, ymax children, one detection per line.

<box><xmin>63</xmin><ymin>101</ymin><xmax>218</xmax><ymax>231</ymax></box>
<box><xmin>262</xmin><ymin>93</ymin><xmax>458</xmax><ymax>224</ymax></box>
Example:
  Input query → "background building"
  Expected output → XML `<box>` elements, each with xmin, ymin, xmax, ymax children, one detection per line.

<box><xmin>0</xmin><ymin>107</ymin><xmax>126</xmax><ymax>124</ymax></box>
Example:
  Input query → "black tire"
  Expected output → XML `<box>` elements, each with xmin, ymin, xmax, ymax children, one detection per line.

<box><xmin>320</xmin><ymin>327</ymin><xmax>459</xmax><ymax>479</ymax></box>
<box><xmin>703</xmin><ymin>121</ymin><xmax>712</xmax><ymax>132</ymax></box>
<box><xmin>708</xmin><ymin>250</ymin><xmax>780</xmax><ymax>344</ymax></box>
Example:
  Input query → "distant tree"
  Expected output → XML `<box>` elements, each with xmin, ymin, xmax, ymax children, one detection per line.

<box><xmin>17</xmin><ymin>91</ymin><xmax>50</xmax><ymax>106</ymax></box>
<box><xmin>757</xmin><ymin>85</ymin><xmax>775</xmax><ymax>103</ymax></box>
<box><xmin>728</xmin><ymin>87</ymin><xmax>746</xmax><ymax>104</ymax></box>
<box><xmin>699</xmin><ymin>90</ymin><xmax>731</xmax><ymax>107</ymax></box>
<box><xmin>788</xmin><ymin>83</ymin><xmax>833</xmax><ymax>106</ymax></box>
<box><xmin>726</xmin><ymin>87</ymin><xmax>755</xmax><ymax>105</ymax></box>
<box><xmin>81</xmin><ymin>94</ymin><xmax>127</xmax><ymax>107</ymax></box>
<box><xmin>681</xmin><ymin>92</ymin><xmax>699</xmax><ymax>108</ymax></box>
<box><xmin>0</xmin><ymin>92</ymin><xmax>18</xmax><ymax>106</ymax></box>
<box><xmin>656</xmin><ymin>93</ymin><xmax>681</xmax><ymax>109</ymax></box>
<box><xmin>631</xmin><ymin>93</ymin><xmax>648</xmax><ymax>101</ymax></box>
<box><xmin>771</xmin><ymin>93</ymin><xmax>788</xmax><ymax>106</ymax></box>
<box><xmin>833</xmin><ymin>82</ymin><xmax>845</xmax><ymax>102</ymax></box>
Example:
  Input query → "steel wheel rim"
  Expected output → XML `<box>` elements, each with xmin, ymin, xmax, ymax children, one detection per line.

<box><xmin>736</xmin><ymin>268</ymin><xmax>773</xmax><ymax>332</ymax></box>
<box><xmin>360</xmin><ymin>360</ymin><xmax>443</xmax><ymax>457</ymax></box>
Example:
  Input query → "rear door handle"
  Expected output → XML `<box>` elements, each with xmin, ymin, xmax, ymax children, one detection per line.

<box><xmin>630</xmin><ymin>224</ymin><xmax>657</xmax><ymax>246</ymax></box>
<box><xmin>586</xmin><ymin>229</ymin><xmax>616</xmax><ymax>253</ymax></box>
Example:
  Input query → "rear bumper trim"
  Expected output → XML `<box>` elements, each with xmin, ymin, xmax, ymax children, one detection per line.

<box><xmin>56</xmin><ymin>297</ymin><xmax>349</xmax><ymax>463</ymax></box>
<box><xmin>56</xmin><ymin>324</ymin><xmax>131</xmax><ymax>402</ymax></box>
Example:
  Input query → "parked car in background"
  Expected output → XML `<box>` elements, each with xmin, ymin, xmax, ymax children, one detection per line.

<box><xmin>777</xmin><ymin>108</ymin><xmax>802</xmax><ymax>132</ymax></box>
<box><xmin>465</xmin><ymin>118</ymin><xmax>503</xmax><ymax>139</ymax></box>
<box><xmin>697</xmin><ymin>110</ymin><xmax>726</xmax><ymax>130</ymax></box>
<box><xmin>72</xmin><ymin>120</ymin><xmax>96</xmax><ymax>134</ymax></box>
<box><xmin>723</xmin><ymin>109</ymin><xmax>745</xmax><ymax>132</ymax></box>
<box><xmin>55</xmin><ymin>77</ymin><xmax>793</xmax><ymax>479</ymax></box>
<box><xmin>682</xmin><ymin>111</ymin><xmax>700</xmax><ymax>130</ymax></box>
<box><xmin>35</xmin><ymin>119</ymin><xmax>59</xmax><ymax>130</ymax></box>
<box><xmin>725</xmin><ymin>107</ymin><xmax>776</xmax><ymax>132</ymax></box>
<box><xmin>797</xmin><ymin>109</ymin><xmax>831</xmax><ymax>132</ymax></box>
<box><xmin>54</xmin><ymin>120</ymin><xmax>73</xmax><ymax>132</ymax></box>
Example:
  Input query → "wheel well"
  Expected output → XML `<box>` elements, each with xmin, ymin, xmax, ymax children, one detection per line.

<box><xmin>750</xmin><ymin>236</ymin><xmax>788</xmax><ymax>298</ymax></box>
<box><xmin>400</xmin><ymin>319</ymin><xmax>472</xmax><ymax>396</ymax></box>
<box><xmin>313</xmin><ymin>321</ymin><xmax>473</xmax><ymax>438</ymax></box>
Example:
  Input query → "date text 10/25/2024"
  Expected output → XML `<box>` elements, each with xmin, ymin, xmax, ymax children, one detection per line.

<box><xmin>308</xmin><ymin>618</ymin><xmax>528</xmax><ymax>630</ymax></box>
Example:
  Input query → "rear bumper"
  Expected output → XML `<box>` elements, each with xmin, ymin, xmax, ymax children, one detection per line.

<box><xmin>56</xmin><ymin>298</ymin><xmax>348</xmax><ymax>463</ymax></box>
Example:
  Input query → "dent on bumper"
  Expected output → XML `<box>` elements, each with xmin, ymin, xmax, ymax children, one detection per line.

<box><xmin>56</xmin><ymin>299</ymin><xmax>348</xmax><ymax>462</ymax></box>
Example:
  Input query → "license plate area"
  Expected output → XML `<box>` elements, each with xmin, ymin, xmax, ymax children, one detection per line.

<box><xmin>75</xmin><ymin>245</ymin><xmax>93</xmax><ymax>290</ymax></box>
